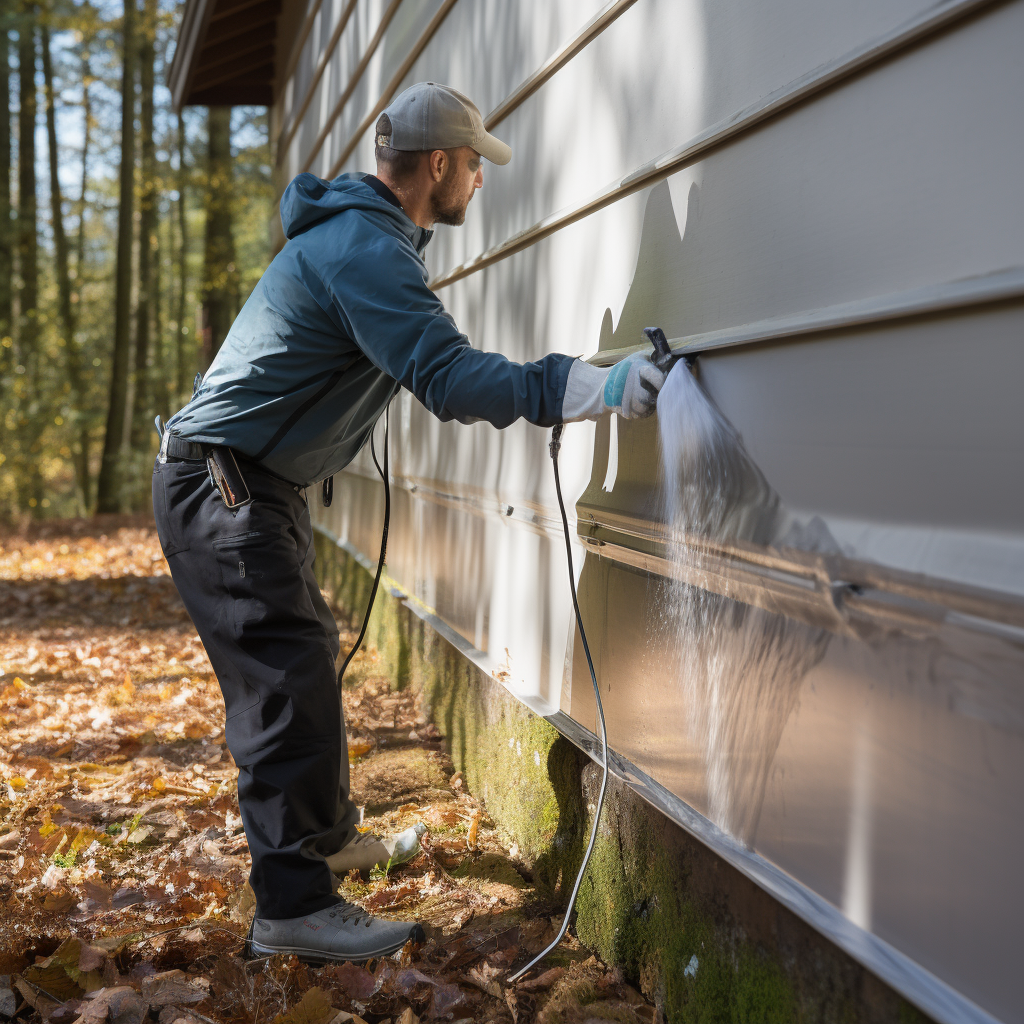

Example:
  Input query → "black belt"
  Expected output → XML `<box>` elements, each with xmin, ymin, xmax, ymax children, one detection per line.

<box><xmin>158</xmin><ymin>432</ymin><xmax>304</xmax><ymax>495</ymax></box>
<box><xmin>160</xmin><ymin>433</ymin><xmax>206</xmax><ymax>461</ymax></box>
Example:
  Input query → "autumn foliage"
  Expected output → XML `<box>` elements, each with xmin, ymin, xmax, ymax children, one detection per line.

<box><xmin>0</xmin><ymin>520</ymin><xmax>654</xmax><ymax>1023</ymax></box>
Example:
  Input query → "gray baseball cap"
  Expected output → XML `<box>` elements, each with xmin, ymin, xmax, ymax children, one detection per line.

<box><xmin>376</xmin><ymin>82</ymin><xmax>512</xmax><ymax>165</ymax></box>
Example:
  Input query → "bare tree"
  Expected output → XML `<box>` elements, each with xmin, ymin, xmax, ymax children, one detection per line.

<box><xmin>130</xmin><ymin>0</ymin><xmax>157</xmax><ymax>459</ymax></box>
<box><xmin>17</xmin><ymin>6</ymin><xmax>42</xmax><ymax>510</ymax></box>
<box><xmin>70</xmin><ymin>48</ymin><xmax>95</xmax><ymax>509</ymax></box>
<box><xmin>174</xmin><ymin>110</ymin><xmax>189</xmax><ymax>403</ymax></box>
<box><xmin>0</xmin><ymin>23</ymin><xmax>12</xmax><ymax>370</ymax></box>
<box><xmin>202</xmin><ymin>106</ymin><xmax>237</xmax><ymax>368</ymax></box>
<box><xmin>42</xmin><ymin>21</ymin><xmax>91</xmax><ymax>513</ymax></box>
<box><xmin>96</xmin><ymin>0</ymin><xmax>136</xmax><ymax>514</ymax></box>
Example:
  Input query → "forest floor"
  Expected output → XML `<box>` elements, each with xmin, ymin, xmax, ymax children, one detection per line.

<box><xmin>0</xmin><ymin>517</ymin><xmax>654</xmax><ymax>1024</ymax></box>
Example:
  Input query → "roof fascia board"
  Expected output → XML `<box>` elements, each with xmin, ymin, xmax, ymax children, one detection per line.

<box><xmin>168</xmin><ymin>0</ymin><xmax>219</xmax><ymax>112</ymax></box>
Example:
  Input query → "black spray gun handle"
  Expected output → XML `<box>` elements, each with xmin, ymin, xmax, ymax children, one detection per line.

<box><xmin>643</xmin><ymin>326</ymin><xmax>696</xmax><ymax>374</ymax></box>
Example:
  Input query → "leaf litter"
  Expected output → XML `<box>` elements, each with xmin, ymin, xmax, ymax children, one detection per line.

<box><xmin>0</xmin><ymin>517</ymin><xmax>655</xmax><ymax>1023</ymax></box>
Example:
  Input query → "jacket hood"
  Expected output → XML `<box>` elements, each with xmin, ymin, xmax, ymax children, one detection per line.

<box><xmin>280</xmin><ymin>172</ymin><xmax>432</xmax><ymax>250</ymax></box>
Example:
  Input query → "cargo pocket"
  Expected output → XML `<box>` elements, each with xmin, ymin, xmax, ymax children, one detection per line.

<box><xmin>213</xmin><ymin>530</ymin><xmax>276</xmax><ymax>634</ymax></box>
<box><xmin>212</xmin><ymin>521</ymin><xmax>335</xmax><ymax>740</ymax></box>
<box><xmin>209</xmin><ymin>530</ymin><xmax>279</xmax><ymax>723</ymax></box>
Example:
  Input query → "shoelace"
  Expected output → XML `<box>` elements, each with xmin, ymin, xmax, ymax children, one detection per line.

<box><xmin>327</xmin><ymin>901</ymin><xmax>371</xmax><ymax>927</ymax></box>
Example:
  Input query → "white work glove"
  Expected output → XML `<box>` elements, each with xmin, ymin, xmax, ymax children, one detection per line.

<box><xmin>561</xmin><ymin>353</ymin><xmax>667</xmax><ymax>422</ymax></box>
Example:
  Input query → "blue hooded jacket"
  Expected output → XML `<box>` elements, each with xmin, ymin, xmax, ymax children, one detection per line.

<box><xmin>166</xmin><ymin>173</ymin><xmax>574</xmax><ymax>486</ymax></box>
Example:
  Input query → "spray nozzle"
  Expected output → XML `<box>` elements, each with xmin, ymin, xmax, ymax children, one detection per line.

<box><xmin>644</xmin><ymin>327</ymin><xmax>696</xmax><ymax>374</ymax></box>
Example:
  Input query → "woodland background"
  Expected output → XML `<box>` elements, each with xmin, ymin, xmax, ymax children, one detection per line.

<box><xmin>0</xmin><ymin>0</ymin><xmax>274</xmax><ymax>519</ymax></box>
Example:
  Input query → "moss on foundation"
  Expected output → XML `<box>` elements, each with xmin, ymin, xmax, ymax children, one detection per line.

<box><xmin>573</xmin><ymin>778</ymin><xmax>796</xmax><ymax>1023</ymax></box>
<box><xmin>314</xmin><ymin>533</ymin><xmax>937</xmax><ymax>1024</ymax></box>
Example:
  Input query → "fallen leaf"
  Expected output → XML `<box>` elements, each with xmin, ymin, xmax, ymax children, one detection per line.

<box><xmin>13</xmin><ymin>977</ymin><xmax>62</xmax><ymax>1017</ymax></box>
<box><xmin>322</xmin><ymin>963</ymin><xmax>375</xmax><ymax>1001</ymax></box>
<box><xmin>504</xmin><ymin>986</ymin><xmax>519</xmax><ymax>1023</ymax></box>
<box><xmin>43</xmin><ymin>891</ymin><xmax>78</xmax><ymax>913</ymax></box>
<box><xmin>158</xmin><ymin>1010</ymin><xmax>205</xmax><ymax>1024</ymax></box>
<box><xmin>466</xmin><ymin>963</ymin><xmax>503</xmax><ymax>1000</ymax></box>
<box><xmin>77</xmin><ymin>947</ymin><xmax>107</xmax><ymax>974</ymax></box>
<box><xmin>270</xmin><ymin>987</ymin><xmax>336</xmax><ymax>1024</ymax></box>
<box><xmin>74</xmin><ymin>986</ymin><xmax>147</xmax><ymax>1024</ymax></box>
<box><xmin>517</xmin><ymin>966</ymin><xmax>565</xmax><ymax>993</ymax></box>
<box><xmin>113</xmin><ymin>674</ymin><xmax>135</xmax><ymax>705</ymax></box>
<box><xmin>141</xmin><ymin>970</ymin><xmax>208</xmax><ymax>1008</ymax></box>
<box><xmin>348</xmin><ymin>737</ymin><xmax>374</xmax><ymax>760</ymax></box>
<box><xmin>21</xmin><ymin>937</ymin><xmax>91</xmax><ymax>1001</ymax></box>
<box><xmin>0</xmin><ymin>979</ymin><xmax>14</xmax><ymax>1017</ymax></box>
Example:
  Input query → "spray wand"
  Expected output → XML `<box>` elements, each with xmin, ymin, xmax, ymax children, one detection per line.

<box><xmin>644</xmin><ymin>325</ymin><xmax>696</xmax><ymax>374</ymax></box>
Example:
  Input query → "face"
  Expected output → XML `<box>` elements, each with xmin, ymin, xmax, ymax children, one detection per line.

<box><xmin>429</xmin><ymin>147</ymin><xmax>484</xmax><ymax>226</ymax></box>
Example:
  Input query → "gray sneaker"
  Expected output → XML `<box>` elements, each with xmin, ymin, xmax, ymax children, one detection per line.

<box><xmin>325</xmin><ymin>824</ymin><xmax>426</xmax><ymax>875</ymax></box>
<box><xmin>246</xmin><ymin>901</ymin><xmax>423</xmax><ymax>962</ymax></box>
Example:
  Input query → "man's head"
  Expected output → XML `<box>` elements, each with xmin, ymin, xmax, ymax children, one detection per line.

<box><xmin>374</xmin><ymin>83</ymin><xmax>511</xmax><ymax>229</ymax></box>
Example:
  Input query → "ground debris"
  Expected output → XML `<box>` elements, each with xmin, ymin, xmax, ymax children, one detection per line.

<box><xmin>1</xmin><ymin>520</ymin><xmax>655</xmax><ymax>1024</ymax></box>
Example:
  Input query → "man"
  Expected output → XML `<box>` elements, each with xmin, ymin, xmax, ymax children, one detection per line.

<box><xmin>153</xmin><ymin>83</ymin><xmax>666</xmax><ymax>962</ymax></box>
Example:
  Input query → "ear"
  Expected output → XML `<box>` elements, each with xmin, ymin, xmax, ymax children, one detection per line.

<box><xmin>429</xmin><ymin>149</ymin><xmax>447</xmax><ymax>182</ymax></box>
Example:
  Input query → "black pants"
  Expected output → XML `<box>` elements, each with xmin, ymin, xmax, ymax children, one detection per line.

<box><xmin>152</xmin><ymin>455</ymin><xmax>359</xmax><ymax>919</ymax></box>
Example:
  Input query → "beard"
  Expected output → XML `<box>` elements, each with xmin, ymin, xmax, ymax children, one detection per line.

<box><xmin>429</xmin><ymin>167</ymin><xmax>470</xmax><ymax>226</ymax></box>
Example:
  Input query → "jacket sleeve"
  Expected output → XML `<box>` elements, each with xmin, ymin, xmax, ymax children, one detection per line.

<box><xmin>323</xmin><ymin>233</ymin><xmax>574</xmax><ymax>428</ymax></box>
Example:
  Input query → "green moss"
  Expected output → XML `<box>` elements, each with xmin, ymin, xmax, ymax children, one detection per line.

<box><xmin>313</xmin><ymin>533</ymin><xmax>925</xmax><ymax>1024</ymax></box>
<box><xmin>316</xmin><ymin>537</ymin><xmax>797</xmax><ymax>1021</ymax></box>
<box><xmin>573</xmin><ymin>827</ymin><xmax>797</xmax><ymax>1023</ymax></box>
<box><xmin>451</xmin><ymin>852</ymin><xmax>529</xmax><ymax>888</ymax></box>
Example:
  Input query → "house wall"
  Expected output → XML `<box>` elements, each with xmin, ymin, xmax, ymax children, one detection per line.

<box><xmin>270</xmin><ymin>2</ymin><xmax>1024</xmax><ymax>1021</ymax></box>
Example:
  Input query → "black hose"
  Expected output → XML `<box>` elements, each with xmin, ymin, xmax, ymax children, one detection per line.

<box><xmin>509</xmin><ymin>423</ymin><xmax>609</xmax><ymax>982</ymax></box>
<box><xmin>331</xmin><ymin>412</ymin><xmax>609</xmax><ymax>982</ymax></box>
<box><xmin>337</xmin><ymin>401</ymin><xmax>391</xmax><ymax>687</ymax></box>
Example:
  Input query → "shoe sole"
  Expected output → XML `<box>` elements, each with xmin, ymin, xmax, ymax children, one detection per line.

<box><xmin>246</xmin><ymin>924</ymin><xmax>425</xmax><ymax>964</ymax></box>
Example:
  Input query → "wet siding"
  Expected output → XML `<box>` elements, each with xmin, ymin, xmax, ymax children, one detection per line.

<box><xmin>272</xmin><ymin>2</ymin><xmax>1024</xmax><ymax>1021</ymax></box>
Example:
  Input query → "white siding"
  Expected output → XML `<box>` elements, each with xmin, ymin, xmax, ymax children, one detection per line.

<box><xmin>272</xmin><ymin>2</ymin><xmax>1024</xmax><ymax>1020</ymax></box>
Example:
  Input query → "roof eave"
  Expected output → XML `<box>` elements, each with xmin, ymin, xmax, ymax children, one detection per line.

<box><xmin>168</xmin><ymin>0</ymin><xmax>218</xmax><ymax>112</ymax></box>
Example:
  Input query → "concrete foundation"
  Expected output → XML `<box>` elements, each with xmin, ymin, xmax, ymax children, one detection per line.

<box><xmin>314</xmin><ymin>532</ymin><xmax>934</xmax><ymax>1024</ymax></box>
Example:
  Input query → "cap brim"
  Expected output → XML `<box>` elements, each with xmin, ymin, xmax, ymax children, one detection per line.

<box><xmin>473</xmin><ymin>131</ymin><xmax>512</xmax><ymax>165</ymax></box>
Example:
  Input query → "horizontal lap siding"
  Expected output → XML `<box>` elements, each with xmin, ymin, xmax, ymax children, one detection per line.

<box><xmin>276</xmin><ymin>1</ymin><xmax>1024</xmax><ymax>1020</ymax></box>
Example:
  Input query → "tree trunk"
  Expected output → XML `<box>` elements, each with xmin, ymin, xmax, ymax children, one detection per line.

<box><xmin>74</xmin><ymin>50</ymin><xmax>93</xmax><ymax>510</ymax></box>
<box><xmin>175</xmin><ymin>110</ymin><xmax>189</xmax><ymax>403</ymax></box>
<box><xmin>96</xmin><ymin>0</ymin><xmax>136</xmax><ymax>514</ymax></box>
<box><xmin>17</xmin><ymin>7</ymin><xmax>42</xmax><ymax>511</ymax></box>
<box><xmin>130</xmin><ymin>0</ymin><xmax>157</xmax><ymax>458</ymax></box>
<box><xmin>75</xmin><ymin>54</ymin><xmax>91</xmax><ymax>284</ymax></box>
<box><xmin>202</xmin><ymin>106</ymin><xmax>236</xmax><ymax>368</ymax></box>
<box><xmin>0</xmin><ymin>26</ymin><xmax>12</xmax><ymax>373</ymax></box>
<box><xmin>42</xmin><ymin>20</ymin><xmax>89</xmax><ymax>514</ymax></box>
<box><xmin>152</xmin><ymin>176</ymin><xmax>168</xmax><ymax>422</ymax></box>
